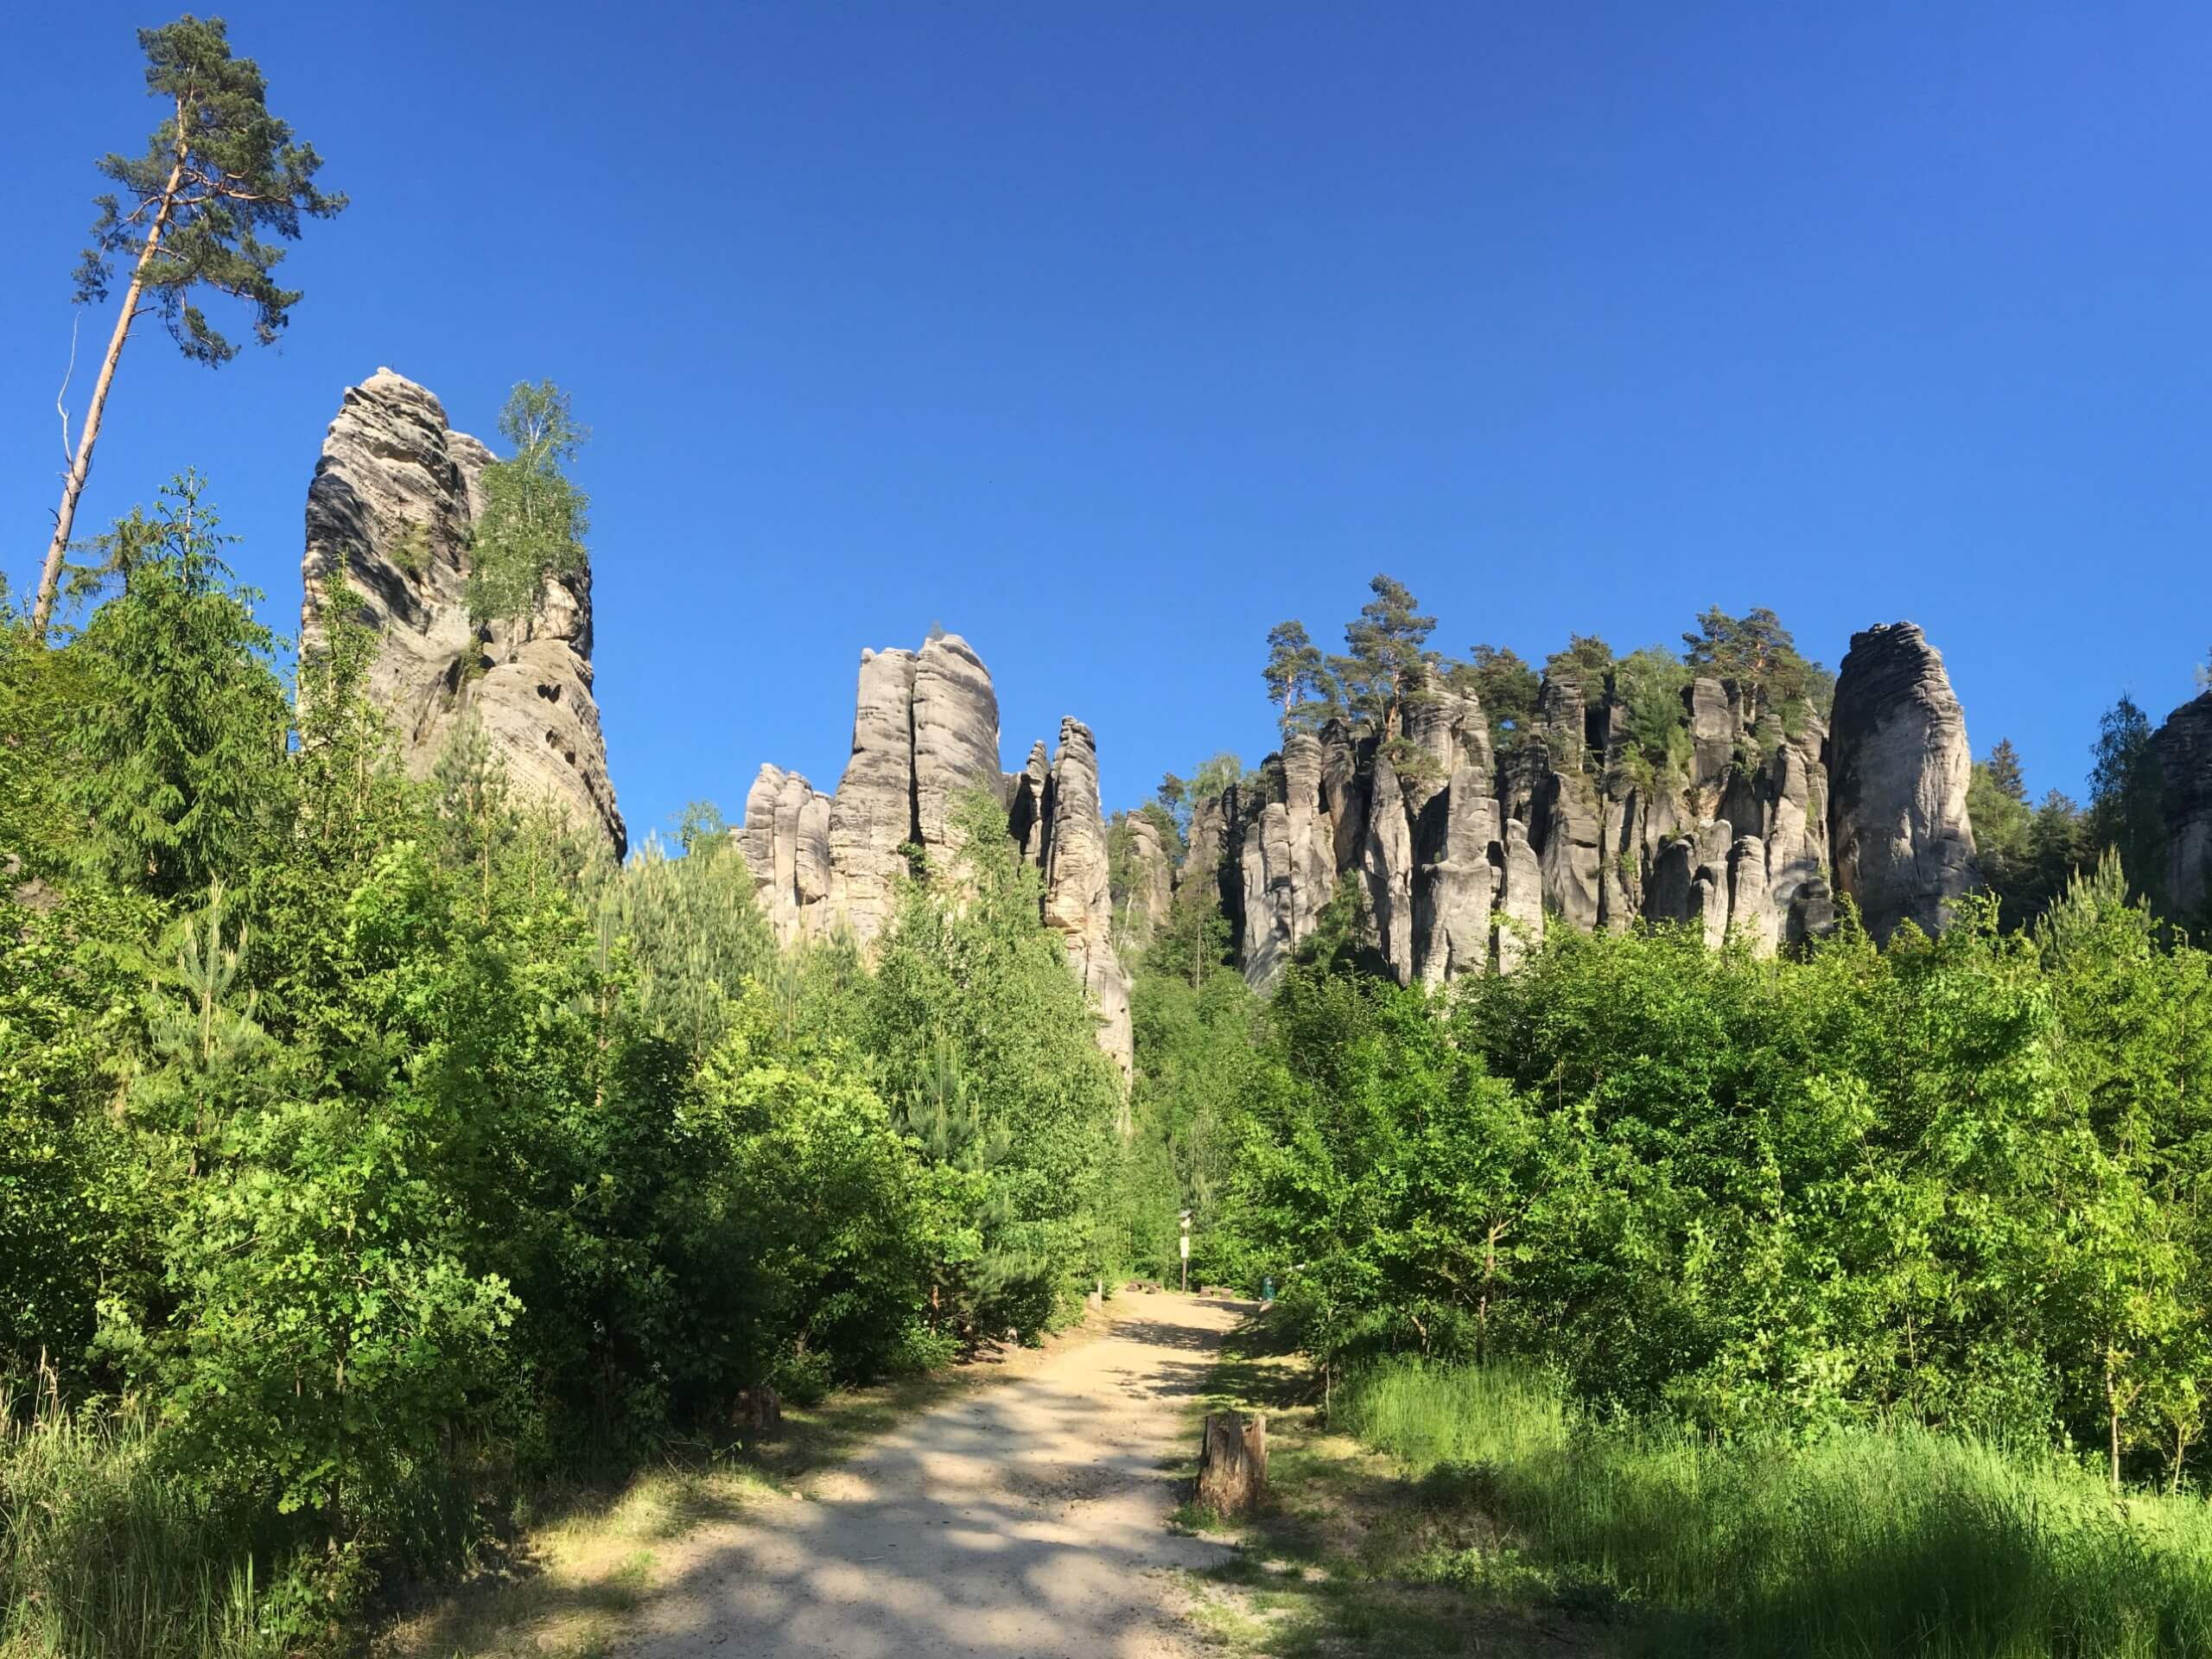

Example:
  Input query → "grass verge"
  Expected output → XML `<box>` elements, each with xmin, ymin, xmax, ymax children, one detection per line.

<box><xmin>1169</xmin><ymin>1316</ymin><xmax>1614</xmax><ymax>1657</ymax></box>
<box><xmin>1175</xmin><ymin>1328</ymin><xmax>2212</xmax><ymax>1659</ymax></box>
<box><xmin>1345</xmin><ymin>1359</ymin><xmax>2212</xmax><ymax>1659</ymax></box>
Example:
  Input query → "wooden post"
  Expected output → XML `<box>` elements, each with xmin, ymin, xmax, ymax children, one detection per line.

<box><xmin>1196</xmin><ymin>1409</ymin><xmax>1268</xmax><ymax>1515</ymax></box>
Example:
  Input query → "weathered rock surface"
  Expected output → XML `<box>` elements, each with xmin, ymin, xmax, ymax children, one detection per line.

<box><xmin>740</xmin><ymin>765</ymin><xmax>833</xmax><ymax>941</ymax></box>
<box><xmin>1497</xmin><ymin>818</ymin><xmax>1545</xmax><ymax>971</ymax></box>
<box><xmin>2150</xmin><ymin>692</ymin><xmax>2212</xmax><ymax>923</ymax></box>
<box><xmin>912</xmin><ymin>634</ymin><xmax>1001</xmax><ymax>862</ymax></box>
<box><xmin>1042</xmin><ymin>719</ymin><xmax>1134</xmax><ymax>1083</ymax></box>
<box><xmin>1121</xmin><ymin>813</ymin><xmax>1175</xmax><ymax>937</ymax></box>
<box><xmin>737</xmin><ymin>632</ymin><xmax>1133</xmax><ymax>1079</ymax></box>
<box><xmin>823</xmin><ymin>647</ymin><xmax>920</xmax><ymax>948</ymax></box>
<box><xmin>1164</xmin><ymin>619</ymin><xmax>1985</xmax><ymax>987</ymax></box>
<box><xmin>1827</xmin><ymin>622</ymin><xmax>1980</xmax><ymax>943</ymax></box>
<box><xmin>301</xmin><ymin>369</ymin><xmax>625</xmax><ymax>855</ymax></box>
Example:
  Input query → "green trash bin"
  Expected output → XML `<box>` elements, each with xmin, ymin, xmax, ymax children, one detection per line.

<box><xmin>1261</xmin><ymin>1276</ymin><xmax>1276</xmax><ymax>1303</ymax></box>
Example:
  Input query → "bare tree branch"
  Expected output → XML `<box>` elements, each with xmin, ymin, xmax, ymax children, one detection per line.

<box><xmin>55</xmin><ymin>312</ymin><xmax>80</xmax><ymax>467</ymax></box>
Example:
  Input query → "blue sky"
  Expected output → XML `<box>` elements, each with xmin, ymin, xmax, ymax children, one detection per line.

<box><xmin>5</xmin><ymin>2</ymin><xmax>2208</xmax><ymax>842</ymax></box>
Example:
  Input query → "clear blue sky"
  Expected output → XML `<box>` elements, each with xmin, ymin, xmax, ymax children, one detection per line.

<box><xmin>6</xmin><ymin>2</ymin><xmax>2208</xmax><ymax>841</ymax></box>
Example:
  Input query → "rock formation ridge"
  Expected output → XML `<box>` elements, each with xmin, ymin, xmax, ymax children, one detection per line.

<box><xmin>1164</xmin><ymin>620</ymin><xmax>1980</xmax><ymax>989</ymax></box>
<box><xmin>300</xmin><ymin>369</ymin><xmax>625</xmax><ymax>856</ymax></box>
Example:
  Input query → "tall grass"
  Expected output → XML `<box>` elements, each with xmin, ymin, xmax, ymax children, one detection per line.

<box><xmin>0</xmin><ymin>1385</ymin><xmax>282</xmax><ymax>1659</ymax></box>
<box><xmin>1343</xmin><ymin>1360</ymin><xmax>2212</xmax><ymax>1657</ymax></box>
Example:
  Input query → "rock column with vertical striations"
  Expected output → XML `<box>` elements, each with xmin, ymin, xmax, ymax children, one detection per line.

<box><xmin>1122</xmin><ymin>813</ymin><xmax>1175</xmax><ymax>936</ymax></box>
<box><xmin>912</xmin><ymin>633</ymin><xmax>1003</xmax><ymax>864</ymax></box>
<box><xmin>1827</xmin><ymin>622</ymin><xmax>1980</xmax><ymax>943</ymax></box>
<box><xmin>825</xmin><ymin>647</ymin><xmax>918</xmax><ymax>947</ymax></box>
<box><xmin>739</xmin><ymin>632</ymin><xmax>1135</xmax><ymax>1078</ymax></box>
<box><xmin>300</xmin><ymin>368</ymin><xmax>625</xmax><ymax>856</ymax></box>
<box><xmin>738</xmin><ymin>764</ymin><xmax>834</xmax><ymax>944</ymax></box>
<box><xmin>1179</xmin><ymin>621</ymin><xmax>1994</xmax><ymax>982</ymax></box>
<box><xmin>1042</xmin><ymin>718</ymin><xmax>1135</xmax><ymax>1082</ymax></box>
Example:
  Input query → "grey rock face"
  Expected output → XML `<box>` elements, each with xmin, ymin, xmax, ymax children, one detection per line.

<box><xmin>739</xmin><ymin>632</ymin><xmax>1132</xmax><ymax>1078</ymax></box>
<box><xmin>1497</xmin><ymin>818</ymin><xmax>1545</xmax><ymax>971</ymax></box>
<box><xmin>301</xmin><ymin>368</ymin><xmax>625</xmax><ymax>855</ymax></box>
<box><xmin>1007</xmin><ymin>741</ymin><xmax>1052</xmax><ymax>869</ymax></box>
<box><xmin>1686</xmin><ymin>677</ymin><xmax>1737</xmax><ymax>807</ymax></box>
<box><xmin>912</xmin><ymin>634</ymin><xmax>1002</xmax><ymax>862</ymax></box>
<box><xmin>740</xmin><ymin>764</ymin><xmax>834</xmax><ymax>941</ymax></box>
<box><xmin>1236</xmin><ymin>734</ymin><xmax>1344</xmax><ymax>991</ymax></box>
<box><xmin>1534</xmin><ymin>754</ymin><xmax>1603</xmax><ymax>933</ymax></box>
<box><xmin>827</xmin><ymin>647</ymin><xmax>918</xmax><ymax>948</ymax></box>
<box><xmin>1043</xmin><ymin>719</ymin><xmax>1134</xmax><ymax>1081</ymax></box>
<box><xmin>1764</xmin><ymin>736</ymin><xmax>1827</xmax><ymax>939</ymax></box>
<box><xmin>1414</xmin><ymin>772</ymin><xmax>1500</xmax><ymax>985</ymax></box>
<box><xmin>1122</xmin><ymin>813</ymin><xmax>1175</xmax><ymax>937</ymax></box>
<box><xmin>1646</xmin><ymin>836</ymin><xmax>1694</xmax><ymax>922</ymax></box>
<box><xmin>1360</xmin><ymin>753</ymin><xmax>1417</xmax><ymax>984</ymax></box>
<box><xmin>1827</xmin><ymin>622</ymin><xmax>1980</xmax><ymax>943</ymax></box>
<box><xmin>2150</xmin><ymin>692</ymin><xmax>2212</xmax><ymax>923</ymax></box>
<box><xmin>1727</xmin><ymin>835</ymin><xmax>1777</xmax><ymax>957</ymax></box>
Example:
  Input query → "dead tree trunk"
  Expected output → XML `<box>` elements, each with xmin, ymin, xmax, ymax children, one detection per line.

<box><xmin>1196</xmin><ymin>1410</ymin><xmax>1268</xmax><ymax>1515</ymax></box>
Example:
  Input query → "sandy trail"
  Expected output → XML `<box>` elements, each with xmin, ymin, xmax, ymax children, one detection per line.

<box><xmin>632</xmin><ymin>1294</ymin><xmax>1245</xmax><ymax>1659</ymax></box>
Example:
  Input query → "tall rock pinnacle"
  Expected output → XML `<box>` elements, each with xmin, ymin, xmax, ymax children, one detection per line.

<box><xmin>300</xmin><ymin>369</ymin><xmax>625</xmax><ymax>857</ymax></box>
<box><xmin>736</xmin><ymin>632</ymin><xmax>1135</xmax><ymax>1080</ymax></box>
<box><xmin>1826</xmin><ymin>622</ymin><xmax>1979</xmax><ymax>943</ymax></box>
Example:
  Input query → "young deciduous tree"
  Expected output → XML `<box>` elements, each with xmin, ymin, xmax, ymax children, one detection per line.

<box><xmin>35</xmin><ymin>17</ymin><xmax>343</xmax><ymax>639</ymax></box>
<box><xmin>466</xmin><ymin>382</ymin><xmax>592</xmax><ymax>630</ymax></box>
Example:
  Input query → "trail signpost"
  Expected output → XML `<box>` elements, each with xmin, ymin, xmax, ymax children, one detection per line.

<box><xmin>1179</xmin><ymin>1209</ymin><xmax>1192</xmax><ymax>1293</ymax></box>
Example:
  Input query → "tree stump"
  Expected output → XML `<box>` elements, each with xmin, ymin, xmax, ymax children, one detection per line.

<box><xmin>1196</xmin><ymin>1409</ymin><xmax>1268</xmax><ymax>1515</ymax></box>
<box><xmin>734</xmin><ymin>1385</ymin><xmax>781</xmax><ymax>1434</ymax></box>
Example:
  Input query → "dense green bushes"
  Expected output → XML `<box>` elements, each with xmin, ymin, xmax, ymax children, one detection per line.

<box><xmin>0</xmin><ymin>485</ymin><xmax>1130</xmax><ymax>1645</ymax></box>
<box><xmin>1224</xmin><ymin>880</ymin><xmax>2212</xmax><ymax>1486</ymax></box>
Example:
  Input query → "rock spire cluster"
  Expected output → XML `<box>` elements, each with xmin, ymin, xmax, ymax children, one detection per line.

<box><xmin>300</xmin><ymin>369</ymin><xmax>625</xmax><ymax>856</ymax></box>
<box><xmin>734</xmin><ymin>634</ymin><xmax>1135</xmax><ymax>1078</ymax></box>
<box><xmin>1171</xmin><ymin>620</ymin><xmax>1981</xmax><ymax>989</ymax></box>
<box><xmin>292</xmin><ymin>378</ymin><xmax>1999</xmax><ymax>1027</ymax></box>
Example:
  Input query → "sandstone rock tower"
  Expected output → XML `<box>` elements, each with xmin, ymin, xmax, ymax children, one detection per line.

<box><xmin>300</xmin><ymin>369</ymin><xmax>625</xmax><ymax>856</ymax></box>
<box><xmin>735</xmin><ymin>633</ymin><xmax>1134</xmax><ymax>1079</ymax></box>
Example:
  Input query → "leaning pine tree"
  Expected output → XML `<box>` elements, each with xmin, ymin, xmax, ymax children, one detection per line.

<box><xmin>33</xmin><ymin>16</ymin><xmax>343</xmax><ymax>640</ymax></box>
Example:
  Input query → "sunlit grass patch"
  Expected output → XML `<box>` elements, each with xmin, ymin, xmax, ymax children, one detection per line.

<box><xmin>1344</xmin><ymin>1357</ymin><xmax>2212</xmax><ymax>1657</ymax></box>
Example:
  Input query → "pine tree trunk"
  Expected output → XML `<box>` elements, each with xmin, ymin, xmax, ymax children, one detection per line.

<box><xmin>33</xmin><ymin>125</ymin><xmax>187</xmax><ymax>641</ymax></box>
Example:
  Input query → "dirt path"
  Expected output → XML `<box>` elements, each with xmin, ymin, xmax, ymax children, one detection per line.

<box><xmin>632</xmin><ymin>1294</ymin><xmax>1245</xmax><ymax>1659</ymax></box>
